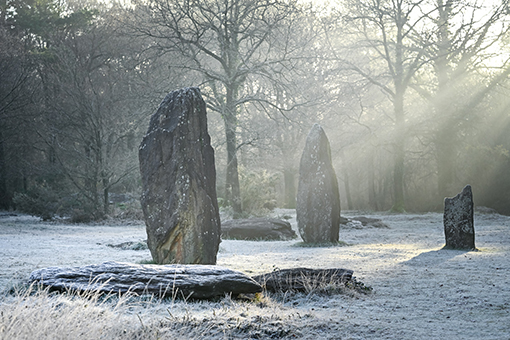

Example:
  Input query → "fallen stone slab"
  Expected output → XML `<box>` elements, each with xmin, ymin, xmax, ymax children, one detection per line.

<box><xmin>106</xmin><ymin>241</ymin><xmax>148</xmax><ymax>250</ymax></box>
<box><xmin>342</xmin><ymin>216</ymin><xmax>389</xmax><ymax>229</ymax></box>
<box><xmin>252</xmin><ymin>268</ymin><xmax>353</xmax><ymax>292</ymax></box>
<box><xmin>221</xmin><ymin>218</ymin><xmax>297</xmax><ymax>240</ymax></box>
<box><xmin>29</xmin><ymin>261</ymin><xmax>262</xmax><ymax>299</ymax></box>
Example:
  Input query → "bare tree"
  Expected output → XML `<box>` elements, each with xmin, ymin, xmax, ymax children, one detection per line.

<box><xmin>0</xmin><ymin>6</ymin><xmax>41</xmax><ymax>210</ymax></box>
<box><xmin>337</xmin><ymin>0</ymin><xmax>432</xmax><ymax>212</ymax></box>
<box><xmin>412</xmin><ymin>0</ymin><xmax>510</xmax><ymax>201</ymax></box>
<box><xmin>130</xmin><ymin>0</ymin><xmax>311</xmax><ymax>217</ymax></box>
<box><xmin>14</xmin><ymin>1</ymin><xmax>169</xmax><ymax>218</ymax></box>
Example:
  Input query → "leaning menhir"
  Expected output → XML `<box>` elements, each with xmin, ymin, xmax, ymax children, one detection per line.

<box><xmin>443</xmin><ymin>184</ymin><xmax>475</xmax><ymax>250</ymax></box>
<box><xmin>296</xmin><ymin>124</ymin><xmax>341</xmax><ymax>243</ymax></box>
<box><xmin>139</xmin><ymin>87</ymin><xmax>221</xmax><ymax>264</ymax></box>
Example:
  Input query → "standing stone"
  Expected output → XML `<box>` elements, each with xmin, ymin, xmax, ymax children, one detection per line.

<box><xmin>139</xmin><ymin>88</ymin><xmax>221</xmax><ymax>264</ymax></box>
<box><xmin>296</xmin><ymin>124</ymin><xmax>341</xmax><ymax>243</ymax></box>
<box><xmin>443</xmin><ymin>185</ymin><xmax>475</xmax><ymax>250</ymax></box>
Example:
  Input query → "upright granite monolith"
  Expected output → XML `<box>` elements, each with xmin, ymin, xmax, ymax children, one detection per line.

<box><xmin>296</xmin><ymin>124</ymin><xmax>341</xmax><ymax>243</ymax></box>
<box><xmin>443</xmin><ymin>185</ymin><xmax>475</xmax><ymax>250</ymax></box>
<box><xmin>139</xmin><ymin>87</ymin><xmax>220</xmax><ymax>264</ymax></box>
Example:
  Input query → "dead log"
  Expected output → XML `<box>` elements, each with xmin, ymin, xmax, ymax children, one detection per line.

<box><xmin>29</xmin><ymin>261</ymin><xmax>262</xmax><ymax>299</ymax></box>
<box><xmin>252</xmin><ymin>268</ymin><xmax>353</xmax><ymax>292</ymax></box>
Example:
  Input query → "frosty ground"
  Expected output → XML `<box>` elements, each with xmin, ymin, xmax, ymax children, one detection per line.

<box><xmin>0</xmin><ymin>210</ymin><xmax>509</xmax><ymax>339</ymax></box>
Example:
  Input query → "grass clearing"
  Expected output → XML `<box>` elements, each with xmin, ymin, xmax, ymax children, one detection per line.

<box><xmin>2</xmin><ymin>211</ymin><xmax>509</xmax><ymax>339</ymax></box>
<box><xmin>0</xmin><ymin>280</ymin><xmax>365</xmax><ymax>340</ymax></box>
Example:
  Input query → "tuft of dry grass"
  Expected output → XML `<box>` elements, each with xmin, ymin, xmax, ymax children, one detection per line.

<box><xmin>0</xmin><ymin>277</ymin><xmax>366</xmax><ymax>340</ymax></box>
<box><xmin>0</xmin><ymin>283</ymin><xmax>145</xmax><ymax>340</ymax></box>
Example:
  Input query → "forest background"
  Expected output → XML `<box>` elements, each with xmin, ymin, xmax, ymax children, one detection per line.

<box><xmin>2</xmin><ymin>0</ymin><xmax>510</xmax><ymax>221</ymax></box>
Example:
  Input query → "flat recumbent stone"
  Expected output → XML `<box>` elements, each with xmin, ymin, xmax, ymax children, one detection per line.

<box><xmin>29</xmin><ymin>261</ymin><xmax>261</xmax><ymax>299</ymax></box>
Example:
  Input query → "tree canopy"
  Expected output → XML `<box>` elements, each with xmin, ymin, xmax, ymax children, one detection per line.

<box><xmin>2</xmin><ymin>0</ymin><xmax>510</xmax><ymax>219</ymax></box>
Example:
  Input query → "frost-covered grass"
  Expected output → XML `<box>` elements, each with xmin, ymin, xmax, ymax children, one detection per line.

<box><xmin>1</xmin><ymin>211</ymin><xmax>510</xmax><ymax>339</ymax></box>
<box><xmin>0</xmin><ymin>282</ymin><xmax>366</xmax><ymax>340</ymax></box>
<box><xmin>0</xmin><ymin>284</ymin><xmax>141</xmax><ymax>340</ymax></box>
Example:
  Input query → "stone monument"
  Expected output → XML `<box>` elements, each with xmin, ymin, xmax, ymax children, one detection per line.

<box><xmin>139</xmin><ymin>87</ymin><xmax>221</xmax><ymax>264</ymax></box>
<box><xmin>443</xmin><ymin>184</ymin><xmax>475</xmax><ymax>250</ymax></box>
<box><xmin>30</xmin><ymin>262</ymin><xmax>261</xmax><ymax>299</ymax></box>
<box><xmin>296</xmin><ymin>124</ymin><xmax>341</xmax><ymax>243</ymax></box>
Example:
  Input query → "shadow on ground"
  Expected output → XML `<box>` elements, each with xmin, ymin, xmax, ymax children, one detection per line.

<box><xmin>402</xmin><ymin>248</ymin><xmax>473</xmax><ymax>266</ymax></box>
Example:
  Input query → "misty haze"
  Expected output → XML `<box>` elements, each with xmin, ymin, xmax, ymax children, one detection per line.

<box><xmin>1</xmin><ymin>0</ymin><xmax>510</xmax><ymax>339</ymax></box>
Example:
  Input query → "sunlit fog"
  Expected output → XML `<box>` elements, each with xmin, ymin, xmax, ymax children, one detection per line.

<box><xmin>2</xmin><ymin>2</ymin><xmax>510</xmax><ymax>339</ymax></box>
<box><xmin>2</xmin><ymin>0</ymin><xmax>510</xmax><ymax>217</ymax></box>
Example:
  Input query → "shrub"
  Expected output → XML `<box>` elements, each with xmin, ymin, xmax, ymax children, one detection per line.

<box><xmin>12</xmin><ymin>186</ymin><xmax>60</xmax><ymax>221</ymax></box>
<box><xmin>13</xmin><ymin>186</ymin><xmax>105</xmax><ymax>222</ymax></box>
<box><xmin>239</xmin><ymin>167</ymin><xmax>279</xmax><ymax>217</ymax></box>
<box><xmin>110</xmin><ymin>199</ymin><xmax>144</xmax><ymax>221</ymax></box>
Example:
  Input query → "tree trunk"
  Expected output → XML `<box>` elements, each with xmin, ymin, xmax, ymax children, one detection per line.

<box><xmin>393</xmin><ymin>140</ymin><xmax>405</xmax><ymax>212</ymax></box>
<box><xmin>224</xmin><ymin>110</ymin><xmax>242</xmax><ymax>217</ymax></box>
<box><xmin>0</xmin><ymin>128</ymin><xmax>9</xmax><ymax>209</ymax></box>
<box><xmin>433</xmin><ymin>0</ymin><xmax>456</xmax><ymax>205</ymax></box>
<box><xmin>392</xmin><ymin>90</ymin><xmax>406</xmax><ymax>212</ymax></box>
<box><xmin>283</xmin><ymin>167</ymin><xmax>296</xmax><ymax>209</ymax></box>
<box><xmin>340</xmin><ymin>153</ymin><xmax>353</xmax><ymax>210</ymax></box>
<box><xmin>344</xmin><ymin>170</ymin><xmax>353</xmax><ymax>210</ymax></box>
<box><xmin>390</xmin><ymin>12</ymin><xmax>406</xmax><ymax>213</ymax></box>
<box><xmin>435</xmin><ymin>126</ymin><xmax>456</xmax><ymax>201</ymax></box>
<box><xmin>368</xmin><ymin>150</ymin><xmax>378</xmax><ymax>210</ymax></box>
<box><xmin>103</xmin><ymin>178</ymin><xmax>109</xmax><ymax>216</ymax></box>
<box><xmin>84</xmin><ymin>141</ymin><xmax>100</xmax><ymax>216</ymax></box>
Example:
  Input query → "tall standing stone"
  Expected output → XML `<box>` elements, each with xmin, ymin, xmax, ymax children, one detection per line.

<box><xmin>296</xmin><ymin>124</ymin><xmax>341</xmax><ymax>243</ymax></box>
<box><xmin>139</xmin><ymin>88</ymin><xmax>221</xmax><ymax>264</ymax></box>
<box><xmin>443</xmin><ymin>185</ymin><xmax>475</xmax><ymax>250</ymax></box>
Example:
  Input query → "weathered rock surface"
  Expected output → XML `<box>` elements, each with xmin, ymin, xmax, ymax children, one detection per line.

<box><xmin>444</xmin><ymin>185</ymin><xmax>475</xmax><ymax>250</ymax></box>
<box><xmin>252</xmin><ymin>268</ymin><xmax>353</xmax><ymax>292</ymax></box>
<box><xmin>106</xmin><ymin>241</ymin><xmax>148</xmax><ymax>250</ymax></box>
<box><xmin>296</xmin><ymin>124</ymin><xmax>341</xmax><ymax>243</ymax></box>
<box><xmin>341</xmin><ymin>216</ymin><xmax>390</xmax><ymax>229</ymax></box>
<box><xmin>139</xmin><ymin>88</ymin><xmax>221</xmax><ymax>264</ymax></box>
<box><xmin>221</xmin><ymin>218</ymin><xmax>297</xmax><ymax>240</ymax></box>
<box><xmin>29</xmin><ymin>261</ymin><xmax>261</xmax><ymax>299</ymax></box>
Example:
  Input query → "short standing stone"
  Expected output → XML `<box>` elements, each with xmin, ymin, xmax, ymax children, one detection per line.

<box><xmin>296</xmin><ymin>124</ymin><xmax>341</xmax><ymax>243</ymax></box>
<box><xmin>139</xmin><ymin>88</ymin><xmax>221</xmax><ymax>264</ymax></box>
<box><xmin>443</xmin><ymin>185</ymin><xmax>475</xmax><ymax>250</ymax></box>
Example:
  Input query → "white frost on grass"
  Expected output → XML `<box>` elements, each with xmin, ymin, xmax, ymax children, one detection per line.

<box><xmin>0</xmin><ymin>210</ymin><xmax>509</xmax><ymax>339</ymax></box>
